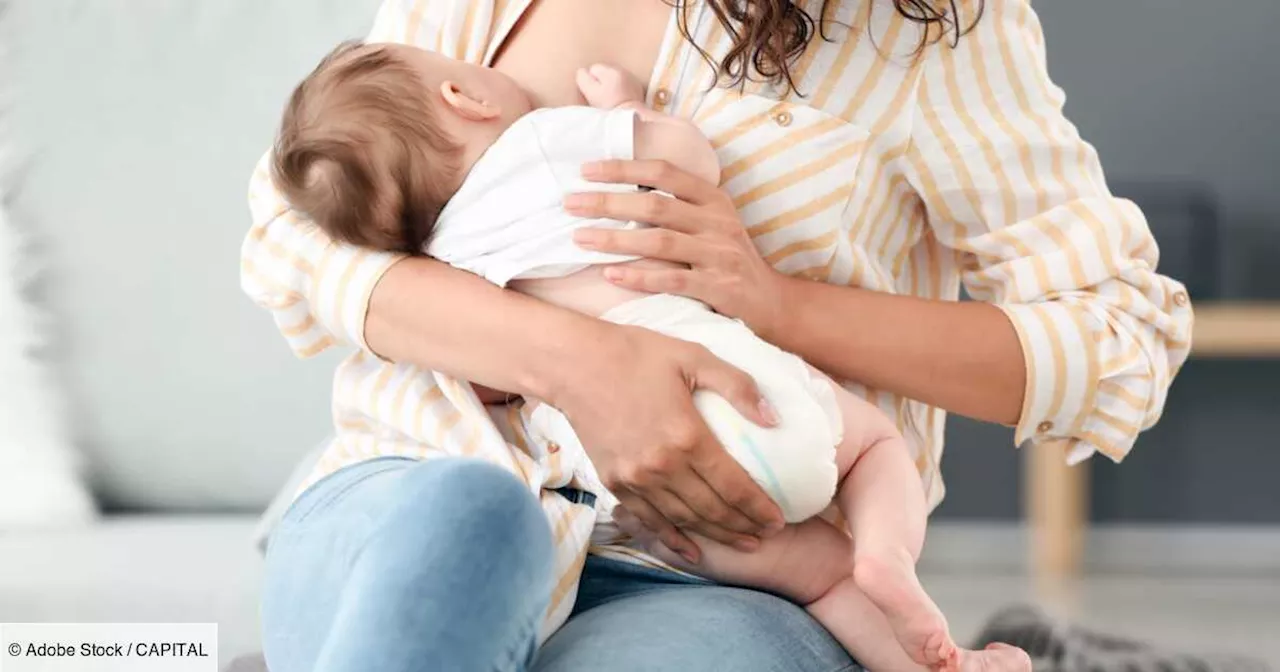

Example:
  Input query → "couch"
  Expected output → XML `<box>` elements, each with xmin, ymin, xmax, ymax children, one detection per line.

<box><xmin>1</xmin><ymin>0</ymin><xmax>388</xmax><ymax>663</ymax></box>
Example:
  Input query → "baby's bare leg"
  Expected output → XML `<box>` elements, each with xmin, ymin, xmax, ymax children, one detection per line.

<box><xmin>616</xmin><ymin>373</ymin><xmax>1030</xmax><ymax>672</ymax></box>
<box><xmin>615</xmin><ymin>506</ymin><xmax>847</xmax><ymax>602</ymax></box>
<box><xmin>621</xmin><ymin>510</ymin><xmax>1028</xmax><ymax>672</ymax></box>
<box><xmin>618</xmin><ymin>510</ymin><xmax>944</xmax><ymax>672</ymax></box>
<box><xmin>616</xmin><ymin>507</ymin><xmax>924</xmax><ymax>667</ymax></box>
<box><xmin>823</xmin><ymin>381</ymin><xmax>1030</xmax><ymax>672</ymax></box>
<box><xmin>826</xmin><ymin>382</ymin><xmax>955</xmax><ymax>668</ymax></box>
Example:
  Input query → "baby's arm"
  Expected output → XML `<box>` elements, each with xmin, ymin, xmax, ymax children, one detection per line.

<box><xmin>576</xmin><ymin>65</ymin><xmax>721</xmax><ymax>186</ymax></box>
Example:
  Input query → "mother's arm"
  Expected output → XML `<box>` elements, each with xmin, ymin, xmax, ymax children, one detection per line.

<box><xmin>807</xmin><ymin>0</ymin><xmax>1195</xmax><ymax>462</ymax></box>
<box><xmin>569</xmin><ymin>166</ymin><xmax>1027</xmax><ymax>426</ymax></box>
<box><xmin>240</xmin><ymin>2</ymin><xmax>784</xmax><ymax>563</ymax></box>
<box><xmin>573</xmin><ymin>0</ymin><xmax>1194</xmax><ymax>462</ymax></box>
<box><xmin>242</xmin><ymin>154</ymin><xmax>786</xmax><ymax>560</ymax></box>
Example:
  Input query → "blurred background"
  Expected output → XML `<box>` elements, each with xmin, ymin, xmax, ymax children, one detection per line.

<box><xmin>932</xmin><ymin>0</ymin><xmax>1280</xmax><ymax>663</ymax></box>
<box><xmin>0</xmin><ymin>0</ymin><xmax>1276</xmax><ymax>669</ymax></box>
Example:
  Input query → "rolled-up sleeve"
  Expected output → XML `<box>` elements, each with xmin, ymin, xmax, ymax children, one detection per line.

<box><xmin>900</xmin><ymin>0</ymin><xmax>1194</xmax><ymax>463</ymax></box>
<box><xmin>240</xmin><ymin>0</ymin><xmax>445</xmax><ymax>357</ymax></box>
<box><xmin>242</xmin><ymin>158</ymin><xmax>405</xmax><ymax>357</ymax></box>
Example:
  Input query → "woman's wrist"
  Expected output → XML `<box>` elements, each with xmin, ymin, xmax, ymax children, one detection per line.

<box><xmin>521</xmin><ymin>312</ymin><xmax>623</xmax><ymax>407</ymax></box>
<box><xmin>754</xmin><ymin>271</ymin><xmax>807</xmax><ymax>348</ymax></box>
<box><xmin>760</xmin><ymin>273</ymin><xmax>1027</xmax><ymax>423</ymax></box>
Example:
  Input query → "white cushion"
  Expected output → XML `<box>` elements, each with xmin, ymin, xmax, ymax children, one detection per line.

<box><xmin>0</xmin><ymin>200</ymin><xmax>95</xmax><ymax>527</ymax></box>
<box><xmin>7</xmin><ymin>0</ymin><xmax>383</xmax><ymax>509</ymax></box>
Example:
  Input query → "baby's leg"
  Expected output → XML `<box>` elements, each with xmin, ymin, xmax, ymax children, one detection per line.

<box><xmin>615</xmin><ymin>509</ymin><xmax>928</xmax><ymax>671</ymax></box>
<box><xmin>618</xmin><ymin>510</ymin><xmax>1028</xmax><ymax>672</ymax></box>
<box><xmin>614</xmin><ymin>364</ymin><xmax>1031</xmax><ymax>671</ymax></box>
<box><xmin>826</xmin><ymin>380</ymin><xmax>955</xmax><ymax>667</ymax></box>
<box><xmin>818</xmin><ymin>380</ymin><xmax>1031</xmax><ymax>671</ymax></box>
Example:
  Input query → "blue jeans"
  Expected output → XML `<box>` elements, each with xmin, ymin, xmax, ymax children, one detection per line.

<box><xmin>261</xmin><ymin>457</ymin><xmax>859</xmax><ymax>672</ymax></box>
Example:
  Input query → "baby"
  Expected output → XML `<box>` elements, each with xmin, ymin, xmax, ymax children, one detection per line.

<box><xmin>271</xmin><ymin>41</ymin><xmax>1027</xmax><ymax>672</ymax></box>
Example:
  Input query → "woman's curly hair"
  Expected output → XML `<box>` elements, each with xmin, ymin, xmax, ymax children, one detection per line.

<box><xmin>679</xmin><ymin>0</ymin><xmax>985</xmax><ymax>94</ymax></box>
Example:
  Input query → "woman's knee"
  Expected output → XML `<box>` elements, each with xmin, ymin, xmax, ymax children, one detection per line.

<box><xmin>262</xmin><ymin>458</ymin><xmax>555</xmax><ymax>672</ymax></box>
<box><xmin>397</xmin><ymin>458</ymin><xmax>548</xmax><ymax>528</ymax></box>
<box><xmin>365</xmin><ymin>458</ymin><xmax>553</xmax><ymax>577</ymax></box>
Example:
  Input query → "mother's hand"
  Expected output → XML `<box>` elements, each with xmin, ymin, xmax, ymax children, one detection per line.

<box><xmin>548</xmin><ymin>320</ymin><xmax>785</xmax><ymax>563</ymax></box>
<box><xmin>567</xmin><ymin>159</ymin><xmax>788</xmax><ymax>338</ymax></box>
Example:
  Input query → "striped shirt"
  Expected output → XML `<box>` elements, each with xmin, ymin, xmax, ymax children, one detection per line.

<box><xmin>241</xmin><ymin>0</ymin><xmax>1194</xmax><ymax>636</ymax></box>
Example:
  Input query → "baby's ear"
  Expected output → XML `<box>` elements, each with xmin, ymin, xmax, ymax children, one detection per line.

<box><xmin>440</xmin><ymin>81</ymin><xmax>500</xmax><ymax>121</ymax></box>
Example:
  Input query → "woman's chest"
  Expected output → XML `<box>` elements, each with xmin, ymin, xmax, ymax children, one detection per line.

<box><xmin>491</xmin><ymin>0</ymin><xmax>670</xmax><ymax>108</ymax></box>
<box><xmin>475</xmin><ymin>0</ymin><xmax>929</xmax><ymax>286</ymax></box>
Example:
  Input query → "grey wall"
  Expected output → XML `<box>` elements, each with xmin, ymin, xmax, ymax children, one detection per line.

<box><xmin>1036</xmin><ymin>0</ymin><xmax>1280</xmax><ymax>299</ymax></box>
<box><xmin>936</xmin><ymin>362</ymin><xmax>1280</xmax><ymax>523</ymax></box>
<box><xmin>934</xmin><ymin>0</ymin><xmax>1280</xmax><ymax>522</ymax></box>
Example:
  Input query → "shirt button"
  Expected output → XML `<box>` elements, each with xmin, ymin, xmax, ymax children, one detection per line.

<box><xmin>1173</xmin><ymin>291</ymin><xmax>1189</xmax><ymax>307</ymax></box>
<box><xmin>1036</xmin><ymin>421</ymin><xmax>1054</xmax><ymax>434</ymax></box>
<box><xmin>653</xmin><ymin>88</ymin><xmax>670</xmax><ymax>106</ymax></box>
<box><xmin>773</xmin><ymin>110</ymin><xmax>793</xmax><ymax>127</ymax></box>
<box><xmin>547</xmin><ymin>442</ymin><xmax>561</xmax><ymax>454</ymax></box>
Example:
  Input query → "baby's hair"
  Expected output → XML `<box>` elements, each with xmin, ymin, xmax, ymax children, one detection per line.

<box><xmin>271</xmin><ymin>41</ymin><xmax>459</xmax><ymax>253</ymax></box>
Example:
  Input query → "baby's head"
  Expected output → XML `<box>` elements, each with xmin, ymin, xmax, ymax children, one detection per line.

<box><xmin>272</xmin><ymin>41</ymin><xmax>532</xmax><ymax>253</ymax></box>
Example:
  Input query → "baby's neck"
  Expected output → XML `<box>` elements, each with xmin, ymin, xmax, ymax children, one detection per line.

<box><xmin>509</xmin><ymin>258</ymin><xmax>680</xmax><ymax>318</ymax></box>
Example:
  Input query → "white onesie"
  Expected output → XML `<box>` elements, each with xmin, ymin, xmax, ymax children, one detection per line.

<box><xmin>427</xmin><ymin>106</ymin><xmax>842</xmax><ymax>523</ymax></box>
<box><xmin>428</xmin><ymin>106</ymin><xmax>645</xmax><ymax>285</ymax></box>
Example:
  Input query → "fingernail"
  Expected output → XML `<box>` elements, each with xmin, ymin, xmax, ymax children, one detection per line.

<box><xmin>765</xmin><ymin>520</ymin><xmax>786</xmax><ymax>535</ymax></box>
<box><xmin>563</xmin><ymin>193</ymin><xmax>588</xmax><ymax>210</ymax></box>
<box><xmin>758</xmin><ymin>399</ymin><xmax>780</xmax><ymax>426</ymax></box>
<box><xmin>581</xmin><ymin>161</ymin><xmax>604</xmax><ymax>178</ymax></box>
<box><xmin>680</xmin><ymin>549</ymin><xmax>700</xmax><ymax>564</ymax></box>
<box><xmin>602</xmin><ymin>267</ymin><xmax>624</xmax><ymax>282</ymax></box>
<box><xmin>574</xmin><ymin>230</ymin><xmax>601</xmax><ymax>248</ymax></box>
<box><xmin>734</xmin><ymin>537</ymin><xmax>760</xmax><ymax>552</ymax></box>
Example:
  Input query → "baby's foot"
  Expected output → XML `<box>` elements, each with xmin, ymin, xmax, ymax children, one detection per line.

<box><xmin>949</xmin><ymin>643</ymin><xmax>1033</xmax><ymax>672</ymax></box>
<box><xmin>852</xmin><ymin>548</ymin><xmax>956</xmax><ymax>668</ymax></box>
<box><xmin>575</xmin><ymin>64</ymin><xmax>645</xmax><ymax>109</ymax></box>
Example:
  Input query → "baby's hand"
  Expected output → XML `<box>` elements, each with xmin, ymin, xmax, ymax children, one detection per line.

<box><xmin>576</xmin><ymin>64</ymin><xmax>646</xmax><ymax>109</ymax></box>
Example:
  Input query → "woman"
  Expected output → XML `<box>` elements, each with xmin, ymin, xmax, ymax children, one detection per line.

<box><xmin>243</xmin><ymin>0</ymin><xmax>1192</xmax><ymax>670</ymax></box>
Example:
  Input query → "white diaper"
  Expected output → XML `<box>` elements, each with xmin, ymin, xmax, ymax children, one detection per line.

<box><xmin>531</xmin><ymin>293</ymin><xmax>843</xmax><ymax>523</ymax></box>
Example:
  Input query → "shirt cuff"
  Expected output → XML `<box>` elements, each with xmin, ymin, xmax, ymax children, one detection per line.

<box><xmin>310</xmin><ymin>246</ymin><xmax>407</xmax><ymax>355</ymax></box>
<box><xmin>997</xmin><ymin>301</ymin><xmax>1138</xmax><ymax>464</ymax></box>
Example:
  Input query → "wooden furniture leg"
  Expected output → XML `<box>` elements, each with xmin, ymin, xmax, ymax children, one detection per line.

<box><xmin>1026</xmin><ymin>441</ymin><xmax>1088</xmax><ymax>595</ymax></box>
